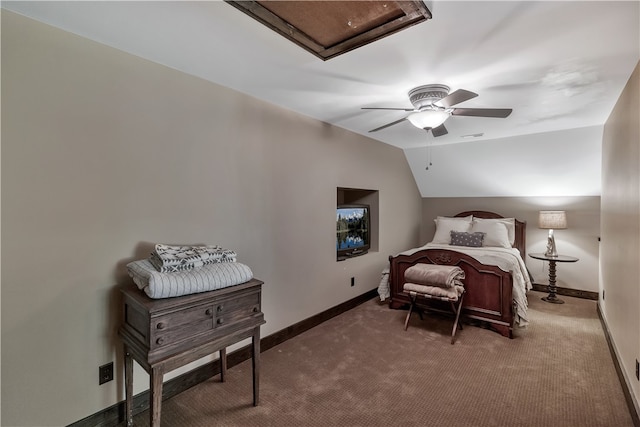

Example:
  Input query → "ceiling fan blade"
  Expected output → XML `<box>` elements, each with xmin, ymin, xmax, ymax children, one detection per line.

<box><xmin>438</xmin><ymin>89</ymin><xmax>478</xmax><ymax>108</ymax></box>
<box><xmin>430</xmin><ymin>123</ymin><xmax>448</xmax><ymax>137</ymax></box>
<box><xmin>368</xmin><ymin>117</ymin><xmax>407</xmax><ymax>132</ymax></box>
<box><xmin>451</xmin><ymin>108</ymin><xmax>513</xmax><ymax>118</ymax></box>
<box><xmin>362</xmin><ymin>107</ymin><xmax>416</xmax><ymax>111</ymax></box>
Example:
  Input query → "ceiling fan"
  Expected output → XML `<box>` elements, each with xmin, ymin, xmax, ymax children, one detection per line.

<box><xmin>363</xmin><ymin>84</ymin><xmax>512</xmax><ymax>137</ymax></box>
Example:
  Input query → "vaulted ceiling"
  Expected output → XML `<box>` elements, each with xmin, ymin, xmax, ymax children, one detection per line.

<box><xmin>4</xmin><ymin>1</ymin><xmax>639</xmax><ymax>197</ymax></box>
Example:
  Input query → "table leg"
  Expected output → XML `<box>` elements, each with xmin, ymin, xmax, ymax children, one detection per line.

<box><xmin>252</xmin><ymin>327</ymin><xmax>261</xmax><ymax>406</ymax></box>
<box><xmin>124</xmin><ymin>346</ymin><xmax>133</xmax><ymax>427</ymax></box>
<box><xmin>219</xmin><ymin>348</ymin><xmax>227</xmax><ymax>382</ymax></box>
<box><xmin>542</xmin><ymin>260</ymin><xmax>565</xmax><ymax>304</ymax></box>
<box><xmin>150</xmin><ymin>366</ymin><xmax>164</xmax><ymax>427</ymax></box>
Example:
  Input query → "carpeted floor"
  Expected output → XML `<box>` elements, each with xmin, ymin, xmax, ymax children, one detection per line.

<box><xmin>126</xmin><ymin>290</ymin><xmax>634</xmax><ymax>427</ymax></box>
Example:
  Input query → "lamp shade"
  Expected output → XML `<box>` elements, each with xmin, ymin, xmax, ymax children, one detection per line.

<box><xmin>538</xmin><ymin>211</ymin><xmax>567</xmax><ymax>229</ymax></box>
<box><xmin>407</xmin><ymin>110</ymin><xmax>450</xmax><ymax>129</ymax></box>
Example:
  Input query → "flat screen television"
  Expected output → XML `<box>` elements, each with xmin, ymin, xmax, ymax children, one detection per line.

<box><xmin>336</xmin><ymin>204</ymin><xmax>370</xmax><ymax>260</ymax></box>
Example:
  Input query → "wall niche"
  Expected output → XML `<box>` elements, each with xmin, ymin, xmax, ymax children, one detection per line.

<box><xmin>336</xmin><ymin>187</ymin><xmax>379</xmax><ymax>261</ymax></box>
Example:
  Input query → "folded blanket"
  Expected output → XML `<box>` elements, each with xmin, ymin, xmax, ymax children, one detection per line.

<box><xmin>378</xmin><ymin>267</ymin><xmax>390</xmax><ymax>301</ymax></box>
<box><xmin>403</xmin><ymin>282</ymin><xmax>464</xmax><ymax>302</ymax></box>
<box><xmin>403</xmin><ymin>263</ymin><xmax>465</xmax><ymax>289</ymax></box>
<box><xmin>127</xmin><ymin>259</ymin><xmax>253</xmax><ymax>299</ymax></box>
<box><xmin>150</xmin><ymin>244</ymin><xmax>237</xmax><ymax>273</ymax></box>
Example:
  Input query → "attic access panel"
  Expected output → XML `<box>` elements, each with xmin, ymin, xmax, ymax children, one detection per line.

<box><xmin>225</xmin><ymin>1</ymin><xmax>432</xmax><ymax>60</ymax></box>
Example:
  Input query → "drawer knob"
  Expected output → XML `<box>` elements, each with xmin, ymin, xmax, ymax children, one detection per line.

<box><xmin>217</xmin><ymin>318</ymin><xmax>224</xmax><ymax>325</ymax></box>
<box><xmin>156</xmin><ymin>337</ymin><xmax>164</xmax><ymax>345</ymax></box>
<box><xmin>217</xmin><ymin>305</ymin><xmax>223</xmax><ymax>312</ymax></box>
<box><xmin>205</xmin><ymin>308</ymin><xmax>213</xmax><ymax>316</ymax></box>
<box><xmin>252</xmin><ymin>307</ymin><xmax>259</xmax><ymax>313</ymax></box>
<box><xmin>156</xmin><ymin>322</ymin><xmax>166</xmax><ymax>330</ymax></box>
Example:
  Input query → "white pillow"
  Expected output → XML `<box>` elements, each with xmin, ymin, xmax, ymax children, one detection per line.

<box><xmin>431</xmin><ymin>216</ymin><xmax>473</xmax><ymax>244</ymax></box>
<box><xmin>471</xmin><ymin>220</ymin><xmax>511</xmax><ymax>248</ymax></box>
<box><xmin>472</xmin><ymin>217</ymin><xmax>516</xmax><ymax>246</ymax></box>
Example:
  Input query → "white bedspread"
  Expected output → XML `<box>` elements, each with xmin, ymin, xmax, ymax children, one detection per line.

<box><xmin>379</xmin><ymin>244</ymin><xmax>531</xmax><ymax>326</ymax></box>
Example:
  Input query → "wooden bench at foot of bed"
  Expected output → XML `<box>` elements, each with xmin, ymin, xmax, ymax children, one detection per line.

<box><xmin>389</xmin><ymin>248</ymin><xmax>515</xmax><ymax>338</ymax></box>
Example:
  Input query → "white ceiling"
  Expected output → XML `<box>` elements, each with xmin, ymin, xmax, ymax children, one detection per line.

<box><xmin>4</xmin><ymin>1</ymin><xmax>640</xmax><ymax>197</ymax></box>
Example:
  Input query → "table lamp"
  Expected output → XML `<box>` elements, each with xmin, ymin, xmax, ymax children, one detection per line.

<box><xmin>538</xmin><ymin>211</ymin><xmax>567</xmax><ymax>257</ymax></box>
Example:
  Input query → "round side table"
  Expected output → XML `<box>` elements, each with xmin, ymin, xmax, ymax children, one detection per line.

<box><xmin>528</xmin><ymin>253</ymin><xmax>579</xmax><ymax>304</ymax></box>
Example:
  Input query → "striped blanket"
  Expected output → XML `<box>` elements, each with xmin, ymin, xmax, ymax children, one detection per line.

<box><xmin>127</xmin><ymin>258</ymin><xmax>253</xmax><ymax>299</ymax></box>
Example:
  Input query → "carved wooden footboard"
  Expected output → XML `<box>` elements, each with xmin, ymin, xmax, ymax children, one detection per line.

<box><xmin>389</xmin><ymin>248</ymin><xmax>515</xmax><ymax>338</ymax></box>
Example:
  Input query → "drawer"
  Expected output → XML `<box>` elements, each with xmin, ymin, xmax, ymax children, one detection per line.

<box><xmin>214</xmin><ymin>291</ymin><xmax>261</xmax><ymax>329</ymax></box>
<box><xmin>151</xmin><ymin>303</ymin><xmax>214</xmax><ymax>349</ymax></box>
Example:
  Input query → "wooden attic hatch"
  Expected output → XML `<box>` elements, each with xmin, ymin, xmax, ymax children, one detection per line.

<box><xmin>225</xmin><ymin>1</ymin><xmax>432</xmax><ymax>60</ymax></box>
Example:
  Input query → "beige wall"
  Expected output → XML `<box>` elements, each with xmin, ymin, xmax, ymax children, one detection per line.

<box><xmin>421</xmin><ymin>196</ymin><xmax>601</xmax><ymax>292</ymax></box>
<box><xmin>1</xmin><ymin>12</ymin><xmax>422</xmax><ymax>426</ymax></box>
<box><xmin>601</xmin><ymin>60</ymin><xmax>640</xmax><ymax>412</ymax></box>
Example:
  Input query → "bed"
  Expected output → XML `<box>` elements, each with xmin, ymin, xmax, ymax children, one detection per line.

<box><xmin>385</xmin><ymin>211</ymin><xmax>531</xmax><ymax>338</ymax></box>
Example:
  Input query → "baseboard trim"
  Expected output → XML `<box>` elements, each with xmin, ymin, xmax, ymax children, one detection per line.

<box><xmin>531</xmin><ymin>283</ymin><xmax>598</xmax><ymax>300</ymax></box>
<box><xmin>69</xmin><ymin>288</ymin><xmax>378</xmax><ymax>427</ymax></box>
<box><xmin>597</xmin><ymin>302</ymin><xmax>640</xmax><ymax>427</ymax></box>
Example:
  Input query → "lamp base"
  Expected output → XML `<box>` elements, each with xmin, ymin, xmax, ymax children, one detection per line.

<box><xmin>544</xmin><ymin>230</ymin><xmax>558</xmax><ymax>257</ymax></box>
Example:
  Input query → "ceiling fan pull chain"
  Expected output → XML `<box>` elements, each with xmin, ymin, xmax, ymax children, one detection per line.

<box><xmin>425</xmin><ymin>146</ymin><xmax>429</xmax><ymax>171</ymax></box>
<box><xmin>429</xmin><ymin>141</ymin><xmax>433</xmax><ymax>167</ymax></box>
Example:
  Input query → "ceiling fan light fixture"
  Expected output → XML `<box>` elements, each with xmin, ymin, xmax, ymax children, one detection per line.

<box><xmin>364</xmin><ymin>84</ymin><xmax>511</xmax><ymax>135</ymax></box>
<box><xmin>407</xmin><ymin>110</ymin><xmax>450</xmax><ymax>129</ymax></box>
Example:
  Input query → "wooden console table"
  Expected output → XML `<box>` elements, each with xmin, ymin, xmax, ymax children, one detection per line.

<box><xmin>118</xmin><ymin>279</ymin><xmax>265</xmax><ymax>427</ymax></box>
<box><xmin>528</xmin><ymin>253</ymin><xmax>578</xmax><ymax>304</ymax></box>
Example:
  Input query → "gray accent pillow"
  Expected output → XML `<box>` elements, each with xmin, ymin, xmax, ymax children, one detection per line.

<box><xmin>450</xmin><ymin>231</ymin><xmax>485</xmax><ymax>247</ymax></box>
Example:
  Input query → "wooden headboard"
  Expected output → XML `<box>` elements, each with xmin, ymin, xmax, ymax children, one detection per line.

<box><xmin>455</xmin><ymin>210</ymin><xmax>527</xmax><ymax>258</ymax></box>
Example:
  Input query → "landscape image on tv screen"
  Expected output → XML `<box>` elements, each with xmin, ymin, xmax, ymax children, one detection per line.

<box><xmin>336</xmin><ymin>206</ymin><xmax>369</xmax><ymax>255</ymax></box>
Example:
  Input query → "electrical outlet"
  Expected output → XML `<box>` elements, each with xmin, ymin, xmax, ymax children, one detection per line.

<box><xmin>99</xmin><ymin>362</ymin><xmax>114</xmax><ymax>385</ymax></box>
<box><xmin>635</xmin><ymin>359</ymin><xmax>639</xmax><ymax>381</ymax></box>
<box><xmin>350</xmin><ymin>277</ymin><xmax>355</xmax><ymax>287</ymax></box>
